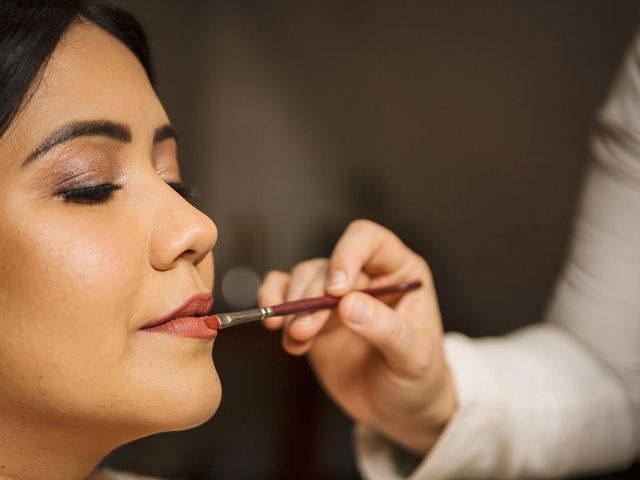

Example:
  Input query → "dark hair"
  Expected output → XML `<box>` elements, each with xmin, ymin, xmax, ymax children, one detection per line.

<box><xmin>0</xmin><ymin>0</ymin><xmax>153</xmax><ymax>138</ymax></box>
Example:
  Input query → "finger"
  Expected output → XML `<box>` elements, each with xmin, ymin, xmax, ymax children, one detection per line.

<box><xmin>285</xmin><ymin>269</ymin><xmax>370</xmax><ymax>344</ymax></box>
<box><xmin>287</xmin><ymin>311</ymin><xmax>333</xmax><ymax>343</ymax></box>
<box><xmin>286</xmin><ymin>258</ymin><xmax>328</xmax><ymax>302</ymax></box>
<box><xmin>283</xmin><ymin>269</ymin><xmax>324</xmax><ymax>356</ymax></box>
<box><xmin>326</xmin><ymin>219</ymin><xmax>416</xmax><ymax>295</ymax></box>
<box><xmin>282</xmin><ymin>333</ymin><xmax>312</xmax><ymax>356</ymax></box>
<box><xmin>338</xmin><ymin>291</ymin><xmax>432</xmax><ymax>379</ymax></box>
<box><xmin>285</xmin><ymin>267</ymin><xmax>333</xmax><ymax>343</ymax></box>
<box><xmin>258</xmin><ymin>270</ymin><xmax>290</xmax><ymax>330</ymax></box>
<box><xmin>280</xmin><ymin>258</ymin><xmax>328</xmax><ymax>329</ymax></box>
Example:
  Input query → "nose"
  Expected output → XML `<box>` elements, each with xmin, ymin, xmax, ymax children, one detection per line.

<box><xmin>148</xmin><ymin>183</ymin><xmax>218</xmax><ymax>272</ymax></box>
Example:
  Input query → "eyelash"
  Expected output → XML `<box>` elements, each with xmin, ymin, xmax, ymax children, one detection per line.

<box><xmin>167</xmin><ymin>182</ymin><xmax>195</xmax><ymax>202</ymax></box>
<box><xmin>59</xmin><ymin>182</ymin><xmax>195</xmax><ymax>204</ymax></box>
<box><xmin>60</xmin><ymin>183</ymin><xmax>122</xmax><ymax>204</ymax></box>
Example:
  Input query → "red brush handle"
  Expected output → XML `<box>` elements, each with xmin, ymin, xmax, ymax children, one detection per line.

<box><xmin>270</xmin><ymin>280</ymin><xmax>422</xmax><ymax>317</ymax></box>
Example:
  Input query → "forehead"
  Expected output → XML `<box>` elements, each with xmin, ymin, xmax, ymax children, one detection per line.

<box><xmin>2</xmin><ymin>20</ymin><xmax>165</xmax><ymax>160</ymax></box>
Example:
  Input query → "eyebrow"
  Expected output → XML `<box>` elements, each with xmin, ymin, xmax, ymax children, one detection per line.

<box><xmin>22</xmin><ymin>120</ymin><xmax>177</xmax><ymax>167</ymax></box>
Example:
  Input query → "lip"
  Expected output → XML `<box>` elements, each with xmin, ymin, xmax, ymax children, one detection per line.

<box><xmin>140</xmin><ymin>292</ymin><xmax>217</xmax><ymax>339</ymax></box>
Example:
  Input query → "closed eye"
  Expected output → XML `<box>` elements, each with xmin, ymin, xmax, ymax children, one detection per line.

<box><xmin>59</xmin><ymin>183</ymin><xmax>122</xmax><ymax>204</ymax></box>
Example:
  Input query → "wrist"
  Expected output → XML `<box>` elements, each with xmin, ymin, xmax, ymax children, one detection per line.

<box><xmin>375</xmin><ymin>366</ymin><xmax>457</xmax><ymax>456</ymax></box>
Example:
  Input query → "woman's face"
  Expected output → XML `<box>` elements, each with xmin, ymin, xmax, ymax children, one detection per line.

<box><xmin>0</xmin><ymin>20</ymin><xmax>219</xmax><ymax>447</ymax></box>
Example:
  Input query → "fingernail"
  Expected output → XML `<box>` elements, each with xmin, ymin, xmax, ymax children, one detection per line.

<box><xmin>328</xmin><ymin>270</ymin><xmax>347</xmax><ymax>290</ymax></box>
<box><xmin>346</xmin><ymin>296</ymin><xmax>367</xmax><ymax>324</ymax></box>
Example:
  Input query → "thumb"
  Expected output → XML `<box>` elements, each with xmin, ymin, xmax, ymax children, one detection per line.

<box><xmin>338</xmin><ymin>292</ymin><xmax>431</xmax><ymax>378</ymax></box>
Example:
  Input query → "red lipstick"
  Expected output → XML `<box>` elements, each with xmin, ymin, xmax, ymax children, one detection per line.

<box><xmin>141</xmin><ymin>292</ymin><xmax>218</xmax><ymax>340</ymax></box>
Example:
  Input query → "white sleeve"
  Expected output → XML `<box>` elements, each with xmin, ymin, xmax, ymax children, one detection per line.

<box><xmin>355</xmin><ymin>32</ymin><xmax>640</xmax><ymax>480</ymax></box>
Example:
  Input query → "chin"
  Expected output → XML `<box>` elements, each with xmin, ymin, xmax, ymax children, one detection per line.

<box><xmin>124</xmin><ymin>358</ymin><xmax>222</xmax><ymax>437</ymax></box>
<box><xmin>178</xmin><ymin>374</ymin><xmax>221</xmax><ymax>431</ymax></box>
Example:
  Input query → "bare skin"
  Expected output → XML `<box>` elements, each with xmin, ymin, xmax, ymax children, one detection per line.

<box><xmin>260</xmin><ymin>219</ymin><xmax>457</xmax><ymax>455</ymax></box>
<box><xmin>0</xmin><ymin>21</ymin><xmax>218</xmax><ymax>479</ymax></box>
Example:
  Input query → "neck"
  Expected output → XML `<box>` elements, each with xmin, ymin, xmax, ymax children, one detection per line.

<box><xmin>0</xmin><ymin>412</ymin><xmax>122</xmax><ymax>480</ymax></box>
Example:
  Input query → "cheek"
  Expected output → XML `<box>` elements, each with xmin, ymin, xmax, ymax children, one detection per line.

<box><xmin>0</xmin><ymin>198</ymin><xmax>220</xmax><ymax>435</ymax></box>
<box><xmin>0</xmin><ymin>205</ymin><xmax>143</xmax><ymax>404</ymax></box>
<box><xmin>12</xmin><ymin>208</ymin><xmax>141</xmax><ymax>329</ymax></box>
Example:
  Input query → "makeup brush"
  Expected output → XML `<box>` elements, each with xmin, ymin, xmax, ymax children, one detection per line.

<box><xmin>205</xmin><ymin>280</ymin><xmax>422</xmax><ymax>330</ymax></box>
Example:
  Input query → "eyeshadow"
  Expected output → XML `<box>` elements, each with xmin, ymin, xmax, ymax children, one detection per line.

<box><xmin>28</xmin><ymin>141</ymin><xmax>118</xmax><ymax>192</ymax></box>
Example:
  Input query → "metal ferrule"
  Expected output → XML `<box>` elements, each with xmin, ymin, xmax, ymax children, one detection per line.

<box><xmin>217</xmin><ymin>306</ymin><xmax>273</xmax><ymax>329</ymax></box>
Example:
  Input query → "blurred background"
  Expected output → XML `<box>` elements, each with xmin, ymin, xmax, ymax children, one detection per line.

<box><xmin>102</xmin><ymin>1</ymin><xmax>639</xmax><ymax>478</ymax></box>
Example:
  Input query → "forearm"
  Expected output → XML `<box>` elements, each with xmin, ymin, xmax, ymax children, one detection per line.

<box><xmin>432</xmin><ymin>327</ymin><xmax>635</xmax><ymax>478</ymax></box>
<box><xmin>356</xmin><ymin>325</ymin><xmax>637</xmax><ymax>479</ymax></box>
